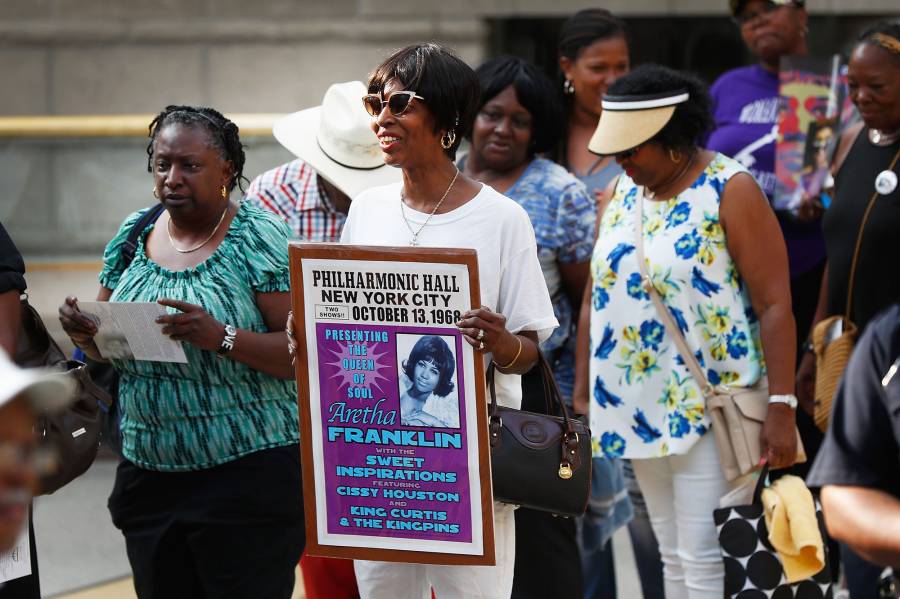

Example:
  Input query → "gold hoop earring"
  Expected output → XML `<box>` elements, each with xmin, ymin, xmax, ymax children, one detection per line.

<box><xmin>669</xmin><ymin>149</ymin><xmax>682</xmax><ymax>164</ymax></box>
<box><xmin>221</xmin><ymin>185</ymin><xmax>228</xmax><ymax>199</ymax></box>
<box><xmin>152</xmin><ymin>187</ymin><xmax>159</xmax><ymax>199</ymax></box>
<box><xmin>440</xmin><ymin>130</ymin><xmax>456</xmax><ymax>150</ymax></box>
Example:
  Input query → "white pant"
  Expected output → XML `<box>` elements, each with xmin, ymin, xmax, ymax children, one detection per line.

<box><xmin>631</xmin><ymin>432</ymin><xmax>735</xmax><ymax>599</ymax></box>
<box><xmin>354</xmin><ymin>503</ymin><xmax>516</xmax><ymax>599</ymax></box>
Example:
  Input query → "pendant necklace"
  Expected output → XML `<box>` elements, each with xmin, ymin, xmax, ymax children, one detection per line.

<box><xmin>869</xmin><ymin>128</ymin><xmax>900</xmax><ymax>196</ymax></box>
<box><xmin>400</xmin><ymin>168</ymin><xmax>460</xmax><ymax>246</ymax></box>
<box><xmin>167</xmin><ymin>204</ymin><xmax>229</xmax><ymax>253</ymax></box>
<box><xmin>868</xmin><ymin>127</ymin><xmax>900</xmax><ymax>147</ymax></box>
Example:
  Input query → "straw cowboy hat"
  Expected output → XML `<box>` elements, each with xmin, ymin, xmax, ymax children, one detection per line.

<box><xmin>588</xmin><ymin>90</ymin><xmax>690</xmax><ymax>155</ymax></box>
<box><xmin>273</xmin><ymin>81</ymin><xmax>401</xmax><ymax>199</ymax></box>
<box><xmin>0</xmin><ymin>350</ymin><xmax>75</xmax><ymax>413</ymax></box>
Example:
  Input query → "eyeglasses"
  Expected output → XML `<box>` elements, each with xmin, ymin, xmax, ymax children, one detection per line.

<box><xmin>613</xmin><ymin>145</ymin><xmax>641</xmax><ymax>161</ymax></box>
<box><xmin>733</xmin><ymin>0</ymin><xmax>784</xmax><ymax>27</ymax></box>
<box><xmin>362</xmin><ymin>91</ymin><xmax>425</xmax><ymax>117</ymax></box>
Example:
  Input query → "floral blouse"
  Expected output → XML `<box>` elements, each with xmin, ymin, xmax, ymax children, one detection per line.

<box><xmin>589</xmin><ymin>153</ymin><xmax>765</xmax><ymax>459</ymax></box>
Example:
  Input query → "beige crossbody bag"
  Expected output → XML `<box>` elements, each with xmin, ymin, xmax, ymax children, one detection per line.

<box><xmin>635</xmin><ymin>187</ymin><xmax>804</xmax><ymax>481</ymax></box>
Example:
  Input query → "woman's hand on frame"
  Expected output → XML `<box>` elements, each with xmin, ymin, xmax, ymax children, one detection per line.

<box><xmin>456</xmin><ymin>306</ymin><xmax>514</xmax><ymax>355</ymax></box>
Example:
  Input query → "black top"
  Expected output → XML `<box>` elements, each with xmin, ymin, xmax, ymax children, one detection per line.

<box><xmin>808</xmin><ymin>303</ymin><xmax>900</xmax><ymax>498</ymax></box>
<box><xmin>823</xmin><ymin>129</ymin><xmax>900</xmax><ymax>332</ymax></box>
<box><xmin>0</xmin><ymin>222</ymin><xmax>26</xmax><ymax>294</ymax></box>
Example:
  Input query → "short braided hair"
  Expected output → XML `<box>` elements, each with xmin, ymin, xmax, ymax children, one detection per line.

<box><xmin>146</xmin><ymin>105</ymin><xmax>248</xmax><ymax>191</ymax></box>
<box><xmin>857</xmin><ymin>21</ymin><xmax>900</xmax><ymax>61</ymax></box>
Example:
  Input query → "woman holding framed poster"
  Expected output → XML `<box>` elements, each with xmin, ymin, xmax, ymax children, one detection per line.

<box><xmin>342</xmin><ymin>42</ymin><xmax>558</xmax><ymax>599</ymax></box>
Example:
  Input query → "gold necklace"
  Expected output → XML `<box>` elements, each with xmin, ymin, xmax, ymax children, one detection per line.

<box><xmin>400</xmin><ymin>168</ymin><xmax>460</xmax><ymax>246</ymax></box>
<box><xmin>166</xmin><ymin>205</ymin><xmax>229</xmax><ymax>253</ymax></box>
<box><xmin>646</xmin><ymin>151</ymin><xmax>696</xmax><ymax>200</ymax></box>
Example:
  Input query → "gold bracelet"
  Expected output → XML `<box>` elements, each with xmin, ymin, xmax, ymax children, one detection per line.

<box><xmin>495</xmin><ymin>335</ymin><xmax>523</xmax><ymax>370</ymax></box>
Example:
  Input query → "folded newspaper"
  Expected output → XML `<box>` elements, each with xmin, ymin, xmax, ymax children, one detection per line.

<box><xmin>0</xmin><ymin>507</ymin><xmax>30</xmax><ymax>584</ymax></box>
<box><xmin>78</xmin><ymin>301</ymin><xmax>188</xmax><ymax>363</ymax></box>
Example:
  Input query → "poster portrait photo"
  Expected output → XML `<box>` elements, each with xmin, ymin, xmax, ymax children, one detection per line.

<box><xmin>396</xmin><ymin>333</ymin><xmax>461</xmax><ymax>429</ymax></box>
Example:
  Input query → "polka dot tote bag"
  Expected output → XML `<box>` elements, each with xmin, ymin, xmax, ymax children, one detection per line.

<box><xmin>714</xmin><ymin>468</ymin><xmax>834</xmax><ymax>599</ymax></box>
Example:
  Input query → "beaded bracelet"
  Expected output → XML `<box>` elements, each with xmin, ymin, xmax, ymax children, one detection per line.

<box><xmin>494</xmin><ymin>335</ymin><xmax>523</xmax><ymax>370</ymax></box>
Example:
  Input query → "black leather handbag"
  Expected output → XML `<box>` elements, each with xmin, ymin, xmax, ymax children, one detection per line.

<box><xmin>15</xmin><ymin>295</ymin><xmax>111</xmax><ymax>494</ymax></box>
<box><xmin>487</xmin><ymin>352</ymin><xmax>591</xmax><ymax>517</ymax></box>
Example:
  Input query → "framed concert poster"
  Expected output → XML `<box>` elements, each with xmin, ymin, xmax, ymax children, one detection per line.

<box><xmin>289</xmin><ymin>243</ymin><xmax>495</xmax><ymax>565</ymax></box>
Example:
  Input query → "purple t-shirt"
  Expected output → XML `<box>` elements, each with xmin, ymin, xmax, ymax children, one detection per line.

<box><xmin>707</xmin><ymin>64</ymin><xmax>825</xmax><ymax>278</ymax></box>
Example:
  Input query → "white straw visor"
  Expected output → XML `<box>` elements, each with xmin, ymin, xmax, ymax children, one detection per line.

<box><xmin>589</xmin><ymin>90</ymin><xmax>690</xmax><ymax>156</ymax></box>
<box><xmin>601</xmin><ymin>91</ymin><xmax>690</xmax><ymax>111</ymax></box>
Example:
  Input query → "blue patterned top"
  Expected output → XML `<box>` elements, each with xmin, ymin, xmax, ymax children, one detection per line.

<box><xmin>99</xmin><ymin>202</ymin><xmax>299</xmax><ymax>471</ymax></box>
<box><xmin>504</xmin><ymin>158</ymin><xmax>596</xmax><ymax>400</ymax></box>
<box><xmin>589</xmin><ymin>153</ymin><xmax>765</xmax><ymax>459</ymax></box>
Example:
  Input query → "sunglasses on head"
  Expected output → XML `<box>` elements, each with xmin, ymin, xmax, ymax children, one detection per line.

<box><xmin>362</xmin><ymin>91</ymin><xmax>426</xmax><ymax>117</ymax></box>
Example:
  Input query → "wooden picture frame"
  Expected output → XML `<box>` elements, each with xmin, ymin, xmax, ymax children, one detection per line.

<box><xmin>289</xmin><ymin>243</ymin><xmax>495</xmax><ymax>565</ymax></box>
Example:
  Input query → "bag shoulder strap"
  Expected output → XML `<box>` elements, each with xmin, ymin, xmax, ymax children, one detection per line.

<box><xmin>120</xmin><ymin>204</ymin><xmax>165</xmax><ymax>267</ymax></box>
<box><xmin>844</xmin><ymin>147</ymin><xmax>900</xmax><ymax>322</ymax></box>
<box><xmin>634</xmin><ymin>187</ymin><xmax>714</xmax><ymax>397</ymax></box>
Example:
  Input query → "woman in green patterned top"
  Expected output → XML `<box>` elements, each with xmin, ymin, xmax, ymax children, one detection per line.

<box><xmin>58</xmin><ymin>106</ymin><xmax>304</xmax><ymax>599</ymax></box>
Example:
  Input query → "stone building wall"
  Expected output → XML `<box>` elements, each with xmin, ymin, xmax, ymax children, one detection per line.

<box><xmin>0</xmin><ymin>0</ymin><xmax>895</xmax><ymax>256</ymax></box>
<box><xmin>1</xmin><ymin>0</ymin><xmax>894</xmax><ymax>116</ymax></box>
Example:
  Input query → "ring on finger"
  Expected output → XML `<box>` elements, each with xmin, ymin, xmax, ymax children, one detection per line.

<box><xmin>478</xmin><ymin>341</ymin><xmax>485</xmax><ymax>351</ymax></box>
<box><xmin>476</xmin><ymin>329</ymin><xmax>484</xmax><ymax>341</ymax></box>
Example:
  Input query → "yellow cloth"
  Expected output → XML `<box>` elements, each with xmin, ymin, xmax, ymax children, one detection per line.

<box><xmin>761</xmin><ymin>475</ymin><xmax>825</xmax><ymax>583</ymax></box>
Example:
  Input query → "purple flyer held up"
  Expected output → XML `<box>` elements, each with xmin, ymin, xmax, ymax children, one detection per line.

<box><xmin>290</xmin><ymin>245</ymin><xmax>494</xmax><ymax>565</ymax></box>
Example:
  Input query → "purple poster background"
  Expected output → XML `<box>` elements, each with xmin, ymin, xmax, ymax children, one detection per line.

<box><xmin>316</xmin><ymin>322</ymin><xmax>472</xmax><ymax>543</ymax></box>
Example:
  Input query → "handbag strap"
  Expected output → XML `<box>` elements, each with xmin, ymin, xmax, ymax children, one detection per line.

<box><xmin>635</xmin><ymin>187</ymin><xmax>716</xmax><ymax>398</ymax></box>
<box><xmin>752</xmin><ymin>464</ymin><xmax>770</xmax><ymax>504</ymax></box>
<box><xmin>843</xmin><ymin>147</ymin><xmax>900</xmax><ymax>323</ymax></box>
<box><xmin>122</xmin><ymin>204</ymin><xmax>165</xmax><ymax>266</ymax></box>
<box><xmin>486</xmin><ymin>350</ymin><xmax>576</xmax><ymax>435</ymax></box>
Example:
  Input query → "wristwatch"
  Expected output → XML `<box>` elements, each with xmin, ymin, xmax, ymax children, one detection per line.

<box><xmin>217</xmin><ymin>323</ymin><xmax>237</xmax><ymax>357</ymax></box>
<box><xmin>768</xmin><ymin>394</ymin><xmax>798</xmax><ymax>409</ymax></box>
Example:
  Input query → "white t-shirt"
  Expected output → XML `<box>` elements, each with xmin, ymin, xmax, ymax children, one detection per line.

<box><xmin>342</xmin><ymin>182</ymin><xmax>558</xmax><ymax>410</ymax></box>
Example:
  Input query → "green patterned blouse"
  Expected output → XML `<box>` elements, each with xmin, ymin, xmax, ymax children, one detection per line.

<box><xmin>99</xmin><ymin>201</ymin><xmax>299</xmax><ymax>472</ymax></box>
